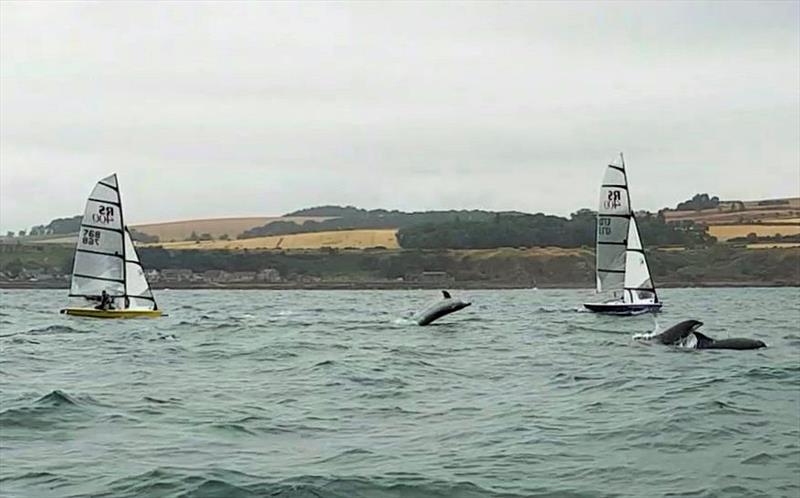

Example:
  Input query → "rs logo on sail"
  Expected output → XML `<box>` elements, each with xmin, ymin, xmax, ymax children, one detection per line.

<box><xmin>604</xmin><ymin>190</ymin><xmax>622</xmax><ymax>210</ymax></box>
<box><xmin>92</xmin><ymin>205</ymin><xmax>115</xmax><ymax>225</ymax></box>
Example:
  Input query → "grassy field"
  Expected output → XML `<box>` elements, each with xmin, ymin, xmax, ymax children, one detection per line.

<box><xmin>132</xmin><ymin>216</ymin><xmax>330</xmax><ymax>241</ymax></box>
<box><xmin>708</xmin><ymin>224</ymin><xmax>800</xmax><ymax>241</ymax></box>
<box><xmin>761</xmin><ymin>217</ymin><xmax>800</xmax><ymax>224</ymax></box>
<box><xmin>149</xmin><ymin>229</ymin><xmax>400</xmax><ymax>250</ymax></box>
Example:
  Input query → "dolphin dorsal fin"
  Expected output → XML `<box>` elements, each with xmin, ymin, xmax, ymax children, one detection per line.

<box><xmin>692</xmin><ymin>331</ymin><xmax>716</xmax><ymax>347</ymax></box>
<box><xmin>441</xmin><ymin>290</ymin><xmax>451</xmax><ymax>299</ymax></box>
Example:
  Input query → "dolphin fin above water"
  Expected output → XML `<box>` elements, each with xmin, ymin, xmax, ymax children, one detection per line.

<box><xmin>641</xmin><ymin>320</ymin><xmax>766</xmax><ymax>350</ymax></box>
<box><xmin>415</xmin><ymin>291</ymin><xmax>471</xmax><ymax>326</ymax></box>
<box><xmin>652</xmin><ymin>319</ymin><xmax>703</xmax><ymax>345</ymax></box>
<box><xmin>691</xmin><ymin>331</ymin><xmax>716</xmax><ymax>349</ymax></box>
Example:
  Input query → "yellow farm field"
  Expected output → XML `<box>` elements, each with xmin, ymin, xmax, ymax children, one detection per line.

<box><xmin>761</xmin><ymin>217</ymin><xmax>800</xmax><ymax>224</ymax></box>
<box><xmin>152</xmin><ymin>229</ymin><xmax>400</xmax><ymax>250</ymax></box>
<box><xmin>708</xmin><ymin>224</ymin><xmax>800</xmax><ymax>241</ymax></box>
<box><xmin>746</xmin><ymin>243</ymin><xmax>800</xmax><ymax>249</ymax></box>
<box><xmin>132</xmin><ymin>216</ymin><xmax>329</xmax><ymax>241</ymax></box>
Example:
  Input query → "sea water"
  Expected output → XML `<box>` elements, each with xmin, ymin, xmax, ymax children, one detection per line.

<box><xmin>0</xmin><ymin>288</ymin><xmax>798</xmax><ymax>497</ymax></box>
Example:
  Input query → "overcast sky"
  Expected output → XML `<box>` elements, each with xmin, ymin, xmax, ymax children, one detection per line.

<box><xmin>1</xmin><ymin>1</ymin><xmax>798</xmax><ymax>232</ymax></box>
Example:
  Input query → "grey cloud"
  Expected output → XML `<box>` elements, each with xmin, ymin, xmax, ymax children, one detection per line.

<box><xmin>1</xmin><ymin>1</ymin><xmax>798</xmax><ymax>231</ymax></box>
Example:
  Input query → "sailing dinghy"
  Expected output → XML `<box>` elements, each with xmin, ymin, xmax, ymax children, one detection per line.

<box><xmin>583</xmin><ymin>154</ymin><xmax>661</xmax><ymax>315</ymax></box>
<box><xmin>61</xmin><ymin>174</ymin><xmax>162</xmax><ymax>318</ymax></box>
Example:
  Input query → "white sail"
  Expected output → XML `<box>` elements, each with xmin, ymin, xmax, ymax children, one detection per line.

<box><xmin>595</xmin><ymin>154</ymin><xmax>630</xmax><ymax>293</ymax></box>
<box><xmin>623</xmin><ymin>216</ymin><xmax>657</xmax><ymax>304</ymax></box>
<box><xmin>70</xmin><ymin>174</ymin><xmax>126</xmax><ymax>299</ymax></box>
<box><xmin>68</xmin><ymin>174</ymin><xmax>158</xmax><ymax>311</ymax></box>
<box><xmin>123</xmin><ymin>228</ymin><xmax>158</xmax><ymax>310</ymax></box>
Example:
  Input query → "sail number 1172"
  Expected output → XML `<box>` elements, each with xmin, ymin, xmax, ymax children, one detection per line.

<box><xmin>598</xmin><ymin>217</ymin><xmax>612</xmax><ymax>235</ymax></box>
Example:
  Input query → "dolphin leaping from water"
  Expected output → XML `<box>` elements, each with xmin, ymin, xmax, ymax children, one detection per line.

<box><xmin>636</xmin><ymin>320</ymin><xmax>766</xmax><ymax>350</ymax></box>
<box><xmin>415</xmin><ymin>290</ymin><xmax>471</xmax><ymax>326</ymax></box>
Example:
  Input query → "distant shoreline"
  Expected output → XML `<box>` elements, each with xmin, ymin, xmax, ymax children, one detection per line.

<box><xmin>1</xmin><ymin>280</ymin><xmax>796</xmax><ymax>290</ymax></box>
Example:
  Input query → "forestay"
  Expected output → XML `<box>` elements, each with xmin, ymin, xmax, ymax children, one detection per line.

<box><xmin>595</xmin><ymin>154</ymin><xmax>631</xmax><ymax>294</ymax></box>
<box><xmin>68</xmin><ymin>174</ymin><xmax>157</xmax><ymax>311</ymax></box>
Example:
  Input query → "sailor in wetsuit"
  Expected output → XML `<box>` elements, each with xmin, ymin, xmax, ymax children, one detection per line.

<box><xmin>94</xmin><ymin>290</ymin><xmax>115</xmax><ymax>310</ymax></box>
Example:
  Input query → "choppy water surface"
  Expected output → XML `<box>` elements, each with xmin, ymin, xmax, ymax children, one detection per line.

<box><xmin>1</xmin><ymin>288</ymin><xmax>798</xmax><ymax>498</ymax></box>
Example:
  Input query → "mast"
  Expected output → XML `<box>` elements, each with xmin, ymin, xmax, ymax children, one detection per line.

<box><xmin>620</xmin><ymin>153</ymin><xmax>633</xmax><ymax>223</ymax></box>
<box><xmin>116</xmin><ymin>174</ymin><xmax>128</xmax><ymax>304</ymax></box>
<box><xmin>621</xmin><ymin>153</ymin><xmax>631</xmax><ymax>301</ymax></box>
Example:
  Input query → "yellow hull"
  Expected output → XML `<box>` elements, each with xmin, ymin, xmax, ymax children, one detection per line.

<box><xmin>61</xmin><ymin>308</ymin><xmax>163</xmax><ymax>319</ymax></box>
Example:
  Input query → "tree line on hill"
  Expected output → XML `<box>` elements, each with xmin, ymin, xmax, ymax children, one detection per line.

<box><xmin>239</xmin><ymin>206</ymin><xmax>515</xmax><ymax>238</ymax></box>
<box><xmin>27</xmin><ymin>215</ymin><xmax>83</xmax><ymax>236</ymax></box>
<box><xmin>728</xmin><ymin>233</ymin><xmax>800</xmax><ymax>244</ymax></box>
<box><xmin>396</xmin><ymin>209</ymin><xmax>715</xmax><ymax>249</ymax></box>
<box><xmin>241</xmin><ymin>198</ymin><xmax>719</xmax><ymax>249</ymax></box>
<box><xmin>17</xmin><ymin>214</ymin><xmax>161</xmax><ymax>243</ymax></box>
<box><xmin>674</xmin><ymin>193</ymin><xmax>720</xmax><ymax>211</ymax></box>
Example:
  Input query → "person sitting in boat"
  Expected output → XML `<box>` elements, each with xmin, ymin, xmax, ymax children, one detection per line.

<box><xmin>94</xmin><ymin>290</ymin><xmax>115</xmax><ymax>311</ymax></box>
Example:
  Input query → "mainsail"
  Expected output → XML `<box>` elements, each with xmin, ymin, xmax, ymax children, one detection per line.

<box><xmin>69</xmin><ymin>174</ymin><xmax>157</xmax><ymax>311</ymax></box>
<box><xmin>595</xmin><ymin>154</ymin><xmax>631</xmax><ymax>294</ymax></box>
